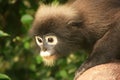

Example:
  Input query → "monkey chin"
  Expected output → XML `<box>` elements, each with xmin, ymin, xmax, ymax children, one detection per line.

<box><xmin>42</xmin><ymin>55</ymin><xmax>57</xmax><ymax>66</ymax></box>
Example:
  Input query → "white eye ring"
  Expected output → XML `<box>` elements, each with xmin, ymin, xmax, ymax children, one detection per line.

<box><xmin>45</xmin><ymin>36</ymin><xmax>58</xmax><ymax>45</ymax></box>
<box><xmin>35</xmin><ymin>36</ymin><xmax>43</xmax><ymax>46</ymax></box>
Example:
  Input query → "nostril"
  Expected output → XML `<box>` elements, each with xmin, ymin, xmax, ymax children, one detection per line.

<box><xmin>43</xmin><ymin>48</ymin><xmax>47</xmax><ymax>52</ymax></box>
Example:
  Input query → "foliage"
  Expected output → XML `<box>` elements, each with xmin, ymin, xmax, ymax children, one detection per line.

<box><xmin>0</xmin><ymin>73</ymin><xmax>11</xmax><ymax>80</ymax></box>
<box><xmin>0</xmin><ymin>0</ymin><xmax>87</xmax><ymax>80</ymax></box>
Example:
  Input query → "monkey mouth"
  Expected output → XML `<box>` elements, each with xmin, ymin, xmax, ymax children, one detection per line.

<box><xmin>40</xmin><ymin>51</ymin><xmax>58</xmax><ymax>66</ymax></box>
<box><xmin>40</xmin><ymin>51</ymin><xmax>55</xmax><ymax>57</ymax></box>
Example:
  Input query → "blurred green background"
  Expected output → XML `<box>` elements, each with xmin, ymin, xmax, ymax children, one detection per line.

<box><xmin>0</xmin><ymin>0</ymin><xmax>87</xmax><ymax>80</ymax></box>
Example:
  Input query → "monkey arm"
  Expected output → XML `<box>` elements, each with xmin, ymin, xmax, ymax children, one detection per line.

<box><xmin>75</xmin><ymin>62</ymin><xmax>120</xmax><ymax>80</ymax></box>
<box><xmin>75</xmin><ymin>25</ymin><xmax>120</xmax><ymax>80</ymax></box>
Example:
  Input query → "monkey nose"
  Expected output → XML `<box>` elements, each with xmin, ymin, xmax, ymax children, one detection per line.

<box><xmin>43</xmin><ymin>48</ymin><xmax>47</xmax><ymax>52</ymax></box>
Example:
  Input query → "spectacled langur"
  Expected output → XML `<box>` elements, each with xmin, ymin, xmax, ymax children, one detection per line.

<box><xmin>30</xmin><ymin>0</ymin><xmax>120</xmax><ymax>79</ymax></box>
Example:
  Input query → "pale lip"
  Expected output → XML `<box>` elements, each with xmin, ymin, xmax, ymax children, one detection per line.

<box><xmin>40</xmin><ymin>51</ymin><xmax>57</xmax><ymax>59</ymax></box>
<box><xmin>40</xmin><ymin>51</ymin><xmax>53</xmax><ymax>57</ymax></box>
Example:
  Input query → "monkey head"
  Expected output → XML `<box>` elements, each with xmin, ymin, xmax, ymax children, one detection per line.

<box><xmin>30</xmin><ymin>5</ymin><xmax>86</xmax><ymax>66</ymax></box>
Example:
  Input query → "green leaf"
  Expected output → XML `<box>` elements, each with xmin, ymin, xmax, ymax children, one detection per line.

<box><xmin>0</xmin><ymin>73</ymin><xmax>11</xmax><ymax>80</ymax></box>
<box><xmin>24</xmin><ymin>42</ymin><xmax>30</xmax><ymax>49</ymax></box>
<box><xmin>59</xmin><ymin>70</ymin><xmax>68</xmax><ymax>78</ymax></box>
<box><xmin>21</xmin><ymin>14</ymin><xmax>33</xmax><ymax>24</ymax></box>
<box><xmin>52</xmin><ymin>0</ymin><xmax>59</xmax><ymax>5</ymax></box>
<box><xmin>29</xmin><ymin>64</ymin><xmax>36</xmax><ymax>71</ymax></box>
<box><xmin>35</xmin><ymin>56</ymin><xmax>42</xmax><ymax>64</ymax></box>
<box><xmin>0</xmin><ymin>30</ymin><xmax>10</xmax><ymax>37</ymax></box>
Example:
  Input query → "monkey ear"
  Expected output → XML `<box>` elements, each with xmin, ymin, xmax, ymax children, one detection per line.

<box><xmin>67</xmin><ymin>20</ymin><xmax>83</xmax><ymax>28</ymax></box>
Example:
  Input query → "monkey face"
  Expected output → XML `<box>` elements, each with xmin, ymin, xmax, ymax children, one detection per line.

<box><xmin>35</xmin><ymin>34</ymin><xmax>58</xmax><ymax>66</ymax></box>
<box><xmin>34</xmin><ymin>32</ymin><xmax>76</xmax><ymax>66</ymax></box>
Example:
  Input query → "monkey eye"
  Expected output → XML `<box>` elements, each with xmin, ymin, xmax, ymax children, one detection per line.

<box><xmin>45</xmin><ymin>36</ymin><xmax>58</xmax><ymax>45</ymax></box>
<box><xmin>48</xmin><ymin>38</ymin><xmax>54</xmax><ymax>42</ymax></box>
<box><xmin>35</xmin><ymin>36</ymin><xmax>43</xmax><ymax>46</ymax></box>
<box><xmin>68</xmin><ymin>20</ymin><xmax>83</xmax><ymax>28</ymax></box>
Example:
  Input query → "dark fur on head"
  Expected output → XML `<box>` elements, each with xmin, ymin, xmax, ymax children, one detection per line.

<box><xmin>31</xmin><ymin>5</ymin><xmax>87</xmax><ymax>53</ymax></box>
